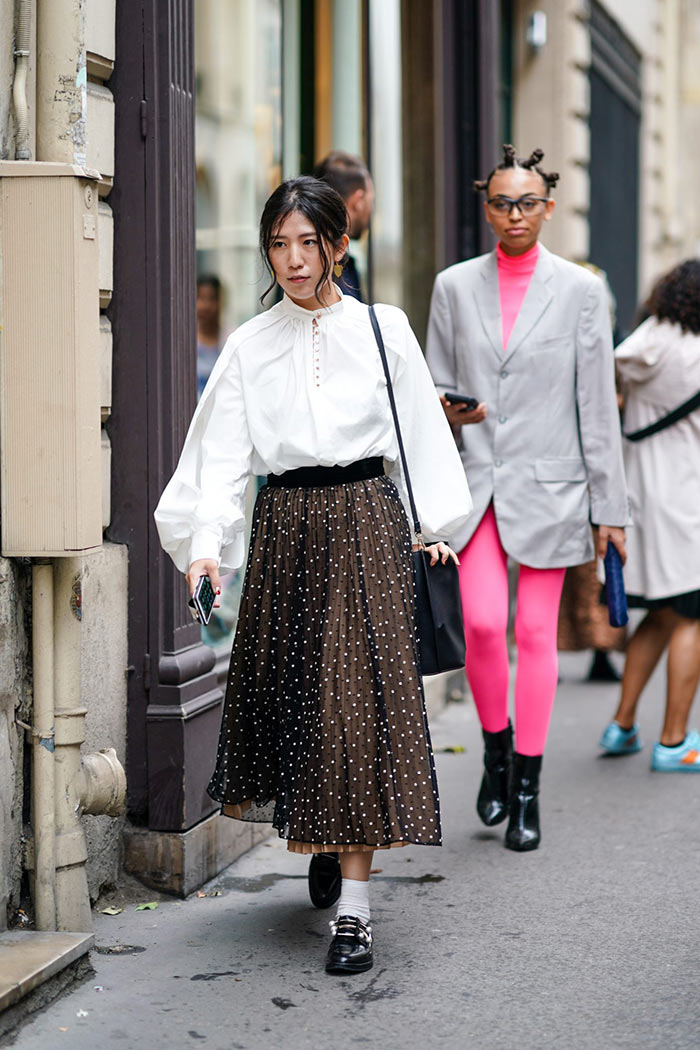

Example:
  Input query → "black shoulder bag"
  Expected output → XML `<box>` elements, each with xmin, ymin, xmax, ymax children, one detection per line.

<box><xmin>369</xmin><ymin>305</ymin><xmax>466</xmax><ymax>677</ymax></box>
<box><xmin>624</xmin><ymin>389</ymin><xmax>700</xmax><ymax>442</ymax></box>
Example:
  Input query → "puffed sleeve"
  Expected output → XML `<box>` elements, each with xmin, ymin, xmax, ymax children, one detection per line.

<box><xmin>154</xmin><ymin>338</ymin><xmax>254</xmax><ymax>573</ymax></box>
<box><xmin>574</xmin><ymin>280</ymin><xmax>629</xmax><ymax>526</ymax></box>
<box><xmin>377</xmin><ymin>306</ymin><xmax>473</xmax><ymax>543</ymax></box>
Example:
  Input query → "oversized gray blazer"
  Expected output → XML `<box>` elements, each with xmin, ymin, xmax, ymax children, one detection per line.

<box><xmin>426</xmin><ymin>244</ymin><xmax>628</xmax><ymax>568</ymax></box>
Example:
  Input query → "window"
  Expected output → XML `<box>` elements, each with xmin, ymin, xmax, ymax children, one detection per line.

<box><xmin>195</xmin><ymin>0</ymin><xmax>284</xmax><ymax>333</ymax></box>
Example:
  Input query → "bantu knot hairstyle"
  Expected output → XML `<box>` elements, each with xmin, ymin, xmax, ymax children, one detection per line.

<box><xmin>474</xmin><ymin>144</ymin><xmax>560</xmax><ymax>195</ymax></box>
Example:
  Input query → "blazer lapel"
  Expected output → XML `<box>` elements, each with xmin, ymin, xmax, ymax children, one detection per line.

<box><xmin>473</xmin><ymin>251</ymin><xmax>503</xmax><ymax>360</ymax></box>
<box><xmin>502</xmin><ymin>245</ymin><xmax>555</xmax><ymax>364</ymax></box>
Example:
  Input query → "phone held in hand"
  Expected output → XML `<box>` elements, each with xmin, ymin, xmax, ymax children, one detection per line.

<box><xmin>188</xmin><ymin>574</ymin><xmax>216</xmax><ymax>626</ymax></box>
<box><xmin>444</xmin><ymin>391</ymin><xmax>479</xmax><ymax>412</ymax></box>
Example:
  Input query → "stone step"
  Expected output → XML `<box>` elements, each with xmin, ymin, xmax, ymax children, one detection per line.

<box><xmin>0</xmin><ymin>931</ymin><xmax>93</xmax><ymax>1014</ymax></box>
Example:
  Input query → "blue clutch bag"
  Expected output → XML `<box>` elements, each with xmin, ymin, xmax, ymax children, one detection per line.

<box><xmin>604</xmin><ymin>545</ymin><xmax>629</xmax><ymax>628</ymax></box>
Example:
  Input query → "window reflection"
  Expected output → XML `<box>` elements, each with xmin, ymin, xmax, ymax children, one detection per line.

<box><xmin>194</xmin><ymin>0</ymin><xmax>283</xmax><ymax>652</ymax></box>
<box><xmin>195</xmin><ymin>0</ymin><xmax>283</xmax><ymax>333</ymax></box>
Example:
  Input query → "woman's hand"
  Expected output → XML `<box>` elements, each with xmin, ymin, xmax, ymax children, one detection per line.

<box><xmin>596</xmin><ymin>526</ymin><xmax>627</xmax><ymax>566</ymax></box>
<box><xmin>186</xmin><ymin>559</ymin><xmax>222</xmax><ymax>604</ymax></box>
<box><xmin>412</xmin><ymin>541</ymin><xmax>460</xmax><ymax>567</ymax></box>
<box><xmin>440</xmin><ymin>395</ymin><xmax>487</xmax><ymax>430</ymax></box>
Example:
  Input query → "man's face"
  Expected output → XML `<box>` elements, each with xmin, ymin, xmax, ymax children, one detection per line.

<box><xmin>197</xmin><ymin>283</ymin><xmax>220</xmax><ymax>328</ymax></box>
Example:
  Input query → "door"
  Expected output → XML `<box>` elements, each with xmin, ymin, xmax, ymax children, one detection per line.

<box><xmin>589</xmin><ymin>2</ymin><xmax>642</xmax><ymax>338</ymax></box>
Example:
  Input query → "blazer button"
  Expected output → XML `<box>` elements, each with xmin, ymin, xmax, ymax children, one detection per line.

<box><xmin>500</xmin><ymin>370</ymin><xmax>508</xmax><ymax>378</ymax></box>
<box><xmin>498</xmin><ymin>415</ymin><xmax>507</xmax><ymax>424</ymax></box>
<box><xmin>495</xmin><ymin>458</ymin><xmax>503</xmax><ymax>467</ymax></box>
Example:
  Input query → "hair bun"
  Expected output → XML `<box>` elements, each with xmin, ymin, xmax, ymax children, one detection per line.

<box><xmin>502</xmin><ymin>144</ymin><xmax>517</xmax><ymax>166</ymax></box>
<box><xmin>474</xmin><ymin>145</ymin><xmax>560</xmax><ymax>195</ymax></box>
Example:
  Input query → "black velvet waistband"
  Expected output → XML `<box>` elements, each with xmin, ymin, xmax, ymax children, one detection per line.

<box><xmin>267</xmin><ymin>457</ymin><xmax>385</xmax><ymax>488</ymax></box>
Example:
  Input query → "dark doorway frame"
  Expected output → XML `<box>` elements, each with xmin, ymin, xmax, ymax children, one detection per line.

<box><xmin>108</xmin><ymin>0</ymin><xmax>223</xmax><ymax>834</ymax></box>
<box><xmin>399</xmin><ymin>0</ymin><xmax>502</xmax><ymax>340</ymax></box>
<box><xmin>589</xmin><ymin>1</ymin><xmax>642</xmax><ymax>338</ymax></box>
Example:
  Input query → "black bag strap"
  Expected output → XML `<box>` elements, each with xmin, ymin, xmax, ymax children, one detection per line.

<box><xmin>624</xmin><ymin>389</ymin><xmax>700</xmax><ymax>442</ymax></box>
<box><xmin>368</xmin><ymin>305</ymin><xmax>423</xmax><ymax>543</ymax></box>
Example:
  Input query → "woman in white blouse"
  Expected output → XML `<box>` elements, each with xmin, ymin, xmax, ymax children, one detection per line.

<box><xmin>155</xmin><ymin>177</ymin><xmax>472</xmax><ymax>974</ymax></box>
<box><xmin>599</xmin><ymin>261</ymin><xmax>700</xmax><ymax>771</ymax></box>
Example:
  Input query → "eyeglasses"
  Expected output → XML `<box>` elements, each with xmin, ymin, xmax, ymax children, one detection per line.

<box><xmin>486</xmin><ymin>195</ymin><xmax>550</xmax><ymax>216</ymax></box>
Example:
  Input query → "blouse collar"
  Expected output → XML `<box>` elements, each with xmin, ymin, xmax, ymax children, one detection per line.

<box><xmin>280</xmin><ymin>289</ymin><xmax>346</xmax><ymax>321</ymax></box>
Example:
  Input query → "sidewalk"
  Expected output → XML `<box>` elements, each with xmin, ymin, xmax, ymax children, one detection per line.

<box><xmin>9</xmin><ymin>654</ymin><xmax>700</xmax><ymax>1050</ymax></box>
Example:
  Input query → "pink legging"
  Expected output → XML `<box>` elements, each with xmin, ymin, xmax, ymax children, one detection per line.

<box><xmin>459</xmin><ymin>504</ymin><xmax>565</xmax><ymax>756</ymax></box>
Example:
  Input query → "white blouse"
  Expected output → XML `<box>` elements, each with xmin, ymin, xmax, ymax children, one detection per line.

<box><xmin>616</xmin><ymin>316</ymin><xmax>700</xmax><ymax>598</ymax></box>
<box><xmin>155</xmin><ymin>292</ymin><xmax>473</xmax><ymax>573</ymax></box>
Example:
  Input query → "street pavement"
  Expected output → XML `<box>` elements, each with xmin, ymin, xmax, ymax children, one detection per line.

<box><xmin>10</xmin><ymin>652</ymin><xmax>700</xmax><ymax>1050</ymax></box>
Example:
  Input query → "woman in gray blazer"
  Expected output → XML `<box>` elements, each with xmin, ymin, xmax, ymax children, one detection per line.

<box><xmin>426</xmin><ymin>146</ymin><xmax>628</xmax><ymax>852</ymax></box>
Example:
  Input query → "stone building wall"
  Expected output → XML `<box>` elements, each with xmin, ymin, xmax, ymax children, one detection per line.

<box><xmin>511</xmin><ymin>0</ymin><xmax>699</xmax><ymax>302</ymax></box>
<box><xmin>0</xmin><ymin>0</ymin><xmax>128</xmax><ymax>922</ymax></box>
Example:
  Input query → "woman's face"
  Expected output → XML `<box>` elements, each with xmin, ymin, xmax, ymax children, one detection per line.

<box><xmin>268</xmin><ymin>210</ymin><xmax>348</xmax><ymax>310</ymax></box>
<box><xmin>483</xmin><ymin>167</ymin><xmax>555</xmax><ymax>255</ymax></box>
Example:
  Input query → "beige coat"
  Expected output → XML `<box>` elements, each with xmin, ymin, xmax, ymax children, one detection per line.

<box><xmin>617</xmin><ymin>317</ymin><xmax>700</xmax><ymax>599</ymax></box>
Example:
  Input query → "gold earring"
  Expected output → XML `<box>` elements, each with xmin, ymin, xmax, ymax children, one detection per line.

<box><xmin>333</xmin><ymin>260</ymin><xmax>344</xmax><ymax>278</ymax></box>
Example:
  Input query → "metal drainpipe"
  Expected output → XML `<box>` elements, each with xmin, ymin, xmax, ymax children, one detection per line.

<box><xmin>13</xmin><ymin>0</ymin><xmax>32</xmax><ymax>160</ymax></box>
<box><xmin>53</xmin><ymin>559</ymin><xmax>126</xmax><ymax>933</ymax></box>
<box><xmin>36</xmin><ymin>0</ymin><xmax>87</xmax><ymax>166</ymax></box>
<box><xmin>27</xmin><ymin>0</ymin><xmax>126</xmax><ymax>932</ymax></box>
<box><xmin>31</xmin><ymin>563</ymin><xmax>56</xmax><ymax>931</ymax></box>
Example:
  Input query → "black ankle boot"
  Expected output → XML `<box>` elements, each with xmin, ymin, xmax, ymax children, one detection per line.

<box><xmin>505</xmin><ymin>752</ymin><xmax>542</xmax><ymax>852</ymax></box>
<box><xmin>476</xmin><ymin>723</ymin><xmax>513</xmax><ymax>827</ymax></box>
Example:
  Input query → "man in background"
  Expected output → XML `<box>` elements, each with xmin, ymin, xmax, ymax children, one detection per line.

<box><xmin>196</xmin><ymin>274</ymin><xmax>224</xmax><ymax>399</ymax></box>
<box><xmin>313</xmin><ymin>151</ymin><xmax>374</xmax><ymax>302</ymax></box>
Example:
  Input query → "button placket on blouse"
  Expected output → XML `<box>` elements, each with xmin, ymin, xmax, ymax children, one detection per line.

<box><xmin>312</xmin><ymin>312</ymin><xmax>322</xmax><ymax>388</ymax></box>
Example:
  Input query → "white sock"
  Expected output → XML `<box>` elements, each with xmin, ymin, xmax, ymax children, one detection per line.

<box><xmin>336</xmin><ymin>878</ymin><xmax>370</xmax><ymax>924</ymax></box>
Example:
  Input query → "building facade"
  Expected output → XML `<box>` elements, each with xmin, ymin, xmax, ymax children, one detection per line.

<box><xmin>0</xmin><ymin>0</ymin><xmax>699</xmax><ymax>944</ymax></box>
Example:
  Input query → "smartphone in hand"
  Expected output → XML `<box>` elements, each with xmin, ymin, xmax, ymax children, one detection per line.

<box><xmin>444</xmin><ymin>392</ymin><xmax>479</xmax><ymax>412</ymax></box>
<box><xmin>188</xmin><ymin>574</ymin><xmax>216</xmax><ymax>625</ymax></box>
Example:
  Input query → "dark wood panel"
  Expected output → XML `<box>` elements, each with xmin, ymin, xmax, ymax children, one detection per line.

<box><xmin>589</xmin><ymin>1</ymin><xmax>641</xmax><ymax>337</ymax></box>
<box><xmin>109</xmin><ymin>0</ymin><xmax>222</xmax><ymax>830</ymax></box>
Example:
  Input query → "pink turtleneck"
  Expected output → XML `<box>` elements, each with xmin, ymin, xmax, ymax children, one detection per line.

<box><xmin>497</xmin><ymin>241</ymin><xmax>539</xmax><ymax>349</ymax></box>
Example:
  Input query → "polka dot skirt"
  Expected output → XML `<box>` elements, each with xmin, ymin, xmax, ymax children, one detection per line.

<box><xmin>206</xmin><ymin>476</ymin><xmax>442</xmax><ymax>853</ymax></box>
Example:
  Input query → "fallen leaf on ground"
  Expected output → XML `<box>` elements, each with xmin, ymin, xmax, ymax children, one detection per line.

<box><xmin>196</xmin><ymin>890</ymin><xmax>221</xmax><ymax>898</ymax></box>
<box><xmin>135</xmin><ymin>902</ymin><xmax>158</xmax><ymax>911</ymax></box>
<box><xmin>100</xmin><ymin>906</ymin><xmax>123</xmax><ymax>916</ymax></box>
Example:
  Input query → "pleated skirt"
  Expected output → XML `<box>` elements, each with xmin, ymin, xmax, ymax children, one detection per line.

<box><xmin>206</xmin><ymin>473</ymin><xmax>441</xmax><ymax>854</ymax></box>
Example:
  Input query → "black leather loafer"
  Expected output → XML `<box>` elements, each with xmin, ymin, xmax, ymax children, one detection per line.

<box><xmin>308</xmin><ymin>852</ymin><xmax>341</xmax><ymax>909</ymax></box>
<box><xmin>325</xmin><ymin>915</ymin><xmax>373</xmax><ymax>974</ymax></box>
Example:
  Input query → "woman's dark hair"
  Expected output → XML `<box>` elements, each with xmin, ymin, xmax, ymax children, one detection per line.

<box><xmin>474</xmin><ymin>144</ymin><xmax>560</xmax><ymax>195</ymax></box>
<box><xmin>645</xmin><ymin>260</ymin><xmax>700</xmax><ymax>335</ymax></box>
<box><xmin>259</xmin><ymin>176</ymin><xmax>348</xmax><ymax>303</ymax></box>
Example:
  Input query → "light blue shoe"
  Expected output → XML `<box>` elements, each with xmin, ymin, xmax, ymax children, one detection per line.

<box><xmin>651</xmin><ymin>729</ymin><xmax>700</xmax><ymax>772</ymax></box>
<box><xmin>599</xmin><ymin>721</ymin><xmax>643</xmax><ymax>755</ymax></box>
